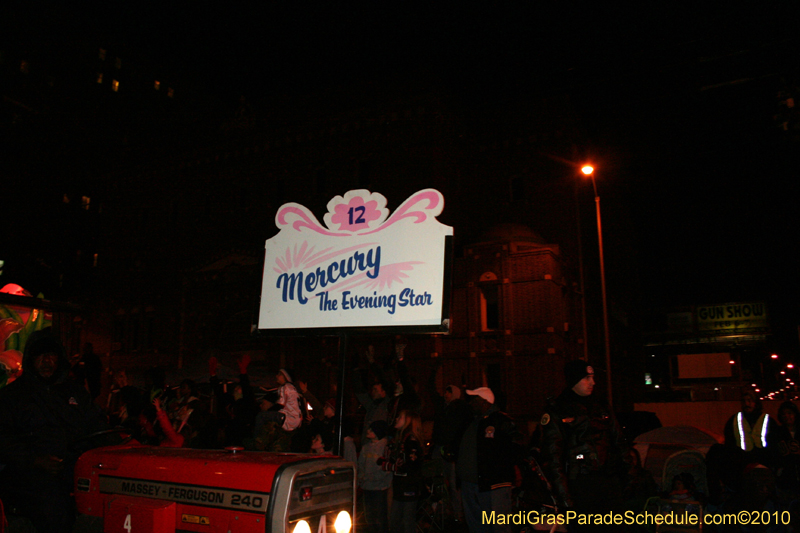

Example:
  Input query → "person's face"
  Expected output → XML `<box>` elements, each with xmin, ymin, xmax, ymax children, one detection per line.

<box><xmin>572</xmin><ymin>372</ymin><xmax>595</xmax><ymax>397</ymax></box>
<box><xmin>179</xmin><ymin>383</ymin><xmax>191</xmax><ymax>399</ymax></box>
<box><xmin>470</xmin><ymin>396</ymin><xmax>489</xmax><ymax>416</ymax></box>
<box><xmin>311</xmin><ymin>434</ymin><xmax>323</xmax><ymax>451</ymax></box>
<box><xmin>743</xmin><ymin>396</ymin><xmax>756</xmax><ymax>413</ymax></box>
<box><xmin>114</xmin><ymin>371</ymin><xmax>127</xmax><ymax>388</ymax></box>
<box><xmin>394</xmin><ymin>412</ymin><xmax>406</xmax><ymax>430</ymax></box>
<box><xmin>366</xmin><ymin>428</ymin><xmax>377</xmax><ymax>441</ymax></box>
<box><xmin>323</xmin><ymin>404</ymin><xmax>335</xmax><ymax>418</ymax></box>
<box><xmin>782</xmin><ymin>409</ymin><xmax>796</xmax><ymax>426</ymax></box>
<box><xmin>34</xmin><ymin>352</ymin><xmax>58</xmax><ymax>379</ymax></box>
<box><xmin>276</xmin><ymin>372</ymin><xmax>286</xmax><ymax>385</ymax></box>
<box><xmin>444</xmin><ymin>388</ymin><xmax>453</xmax><ymax>403</ymax></box>
<box><xmin>371</xmin><ymin>383</ymin><xmax>385</xmax><ymax>400</ymax></box>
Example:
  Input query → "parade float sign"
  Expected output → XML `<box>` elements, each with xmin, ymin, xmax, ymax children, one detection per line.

<box><xmin>258</xmin><ymin>189</ymin><xmax>452</xmax><ymax>331</ymax></box>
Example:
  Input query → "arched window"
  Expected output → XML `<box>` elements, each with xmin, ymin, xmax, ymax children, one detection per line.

<box><xmin>479</xmin><ymin>272</ymin><xmax>499</xmax><ymax>331</ymax></box>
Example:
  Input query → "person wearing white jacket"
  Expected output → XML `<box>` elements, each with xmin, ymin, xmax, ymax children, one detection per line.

<box><xmin>273</xmin><ymin>368</ymin><xmax>303</xmax><ymax>432</ymax></box>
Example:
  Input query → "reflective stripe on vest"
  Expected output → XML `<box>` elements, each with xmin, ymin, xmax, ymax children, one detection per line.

<box><xmin>734</xmin><ymin>412</ymin><xmax>769</xmax><ymax>451</ymax></box>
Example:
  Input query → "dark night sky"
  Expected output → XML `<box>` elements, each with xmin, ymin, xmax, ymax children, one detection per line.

<box><xmin>4</xmin><ymin>2</ymin><xmax>800</xmax><ymax>349</ymax></box>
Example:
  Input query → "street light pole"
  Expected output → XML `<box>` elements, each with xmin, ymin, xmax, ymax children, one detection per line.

<box><xmin>582</xmin><ymin>165</ymin><xmax>613</xmax><ymax>409</ymax></box>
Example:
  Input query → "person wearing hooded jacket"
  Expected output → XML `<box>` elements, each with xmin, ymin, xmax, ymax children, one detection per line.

<box><xmin>540</xmin><ymin>360</ymin><xmax>628</xmax><ymax>531</ymax></box>
<box><xmin>0</xmin><ymin>328</ymin><xmax>109</xmax><ymax>533</ymax></box>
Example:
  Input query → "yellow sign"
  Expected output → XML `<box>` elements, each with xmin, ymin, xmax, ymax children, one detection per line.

<box><xmin>181</xmin><ymin>514</ymin><xmax>210</xmax><ymax>525</ymax></box>
<box><xmin>696</xmin><ymin>302</ymin><xmax>767</xmax><ymax>332</ymax></box>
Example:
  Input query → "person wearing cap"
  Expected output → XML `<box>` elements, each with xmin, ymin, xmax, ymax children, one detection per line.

<box><xmin>540</xmin><ymin>360</ymin><xmax>628</xmax><ymax>529</ymax></box>
<box><xmin>457</xmin><ymin>386</ymin><xmax>522</xmax><ymax>533</ymax></box>
<box><xmin>0</xmin><ymin>328</ymin><xmax>110</xmax><ymax>533</ymax></box>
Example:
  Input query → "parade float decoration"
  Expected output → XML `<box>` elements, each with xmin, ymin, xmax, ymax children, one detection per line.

<box><xmin>258</xmin><ymin>189</ymin><xmax>452</xmax><ymax>332</ymax></box>
<box><xmin>0</xmin><ymin>283</ymin><xmax>51</xmax><ymax>387</ymax></box>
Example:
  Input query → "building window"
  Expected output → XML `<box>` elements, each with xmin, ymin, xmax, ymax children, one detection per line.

<box><xmin>480</xmin><ymin>284</ymin><xmax>500</xmax><ymax>331</ymax></box>
<box><xmin>96</xmin><ymin>73</ymin><xmax>103</xmax><ymax>84</ymax></box>
<box><xmin>167</xmin><ymin>88</ymin><xmax>174</xmax><ymax>98</ymax></box>
<box><xmin>111</xmin><ymin>80</ymin><xmax>119</xmax><ymax>92</ymax></box>
<box><xmin>99</xmin><ymin>48</ymin><xmax>106</xmax><ymax>61</ymax></box>
<box><xmin>114</xmin><ymin>57</ymin><xmax>122</xmax><ymax>69</ymax></box>
<box><xmin>154</xmin><ymin>80</ymin><xmax>160</xmax><ymax>90</ymax></box>
<box><xmin>81</xmin><ymin>196</ymin><xmax>90</xmax><ymax>210</ymax></box>
<box><xmin>92</xmin><ymin>253</ymin><xmax>98</xmax><ymax>267</ymax></box>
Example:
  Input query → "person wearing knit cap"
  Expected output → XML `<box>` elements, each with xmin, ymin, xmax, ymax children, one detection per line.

<box><xmin>540</xmin><ymin>359</ymin><xmax>628</xmax><ymax>530</ymax></box>
<box><xmin>0</xmin><ymin>328</ymin><xmax>110</xmax><ymax>533</ymax></box>
<box><xmin>456</xmin><ymin>386</ymin><xmax>522</xmax><ymax>533</ymax></box>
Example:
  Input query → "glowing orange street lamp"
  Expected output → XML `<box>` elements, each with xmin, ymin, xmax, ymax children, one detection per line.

<box><xmin>581</xmin><ymin>164</ymin><xmax>613</xmax><ymax>408</ymax></box>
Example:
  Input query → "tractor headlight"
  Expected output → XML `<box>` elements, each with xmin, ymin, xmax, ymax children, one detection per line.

<box><xmin>334</xmin><ymin>510</ymin><xmax>352</xmax><ymax>533</ymax></box>
<box><xmin>293</xmin><ymin>520</ymin><xmax>311</xmax><ymax>533</ymax></box>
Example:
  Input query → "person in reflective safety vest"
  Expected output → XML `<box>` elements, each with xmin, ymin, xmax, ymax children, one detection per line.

<box><xmin>724</xmin><ymin>391</ymin><xmax>778</xmax><ymax>457</ymax></box>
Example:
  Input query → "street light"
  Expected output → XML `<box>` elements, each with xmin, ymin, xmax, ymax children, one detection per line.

<box><xmin>581</xmin><ymin>164</ymin><xmax>613</xmax><ymax>408</ymax></box>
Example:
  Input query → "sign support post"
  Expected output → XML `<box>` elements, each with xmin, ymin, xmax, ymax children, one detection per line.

<box><xmin>334</xmin><ymin>333</ymin><xmax>349</xmax><ymax>456</ymax></box>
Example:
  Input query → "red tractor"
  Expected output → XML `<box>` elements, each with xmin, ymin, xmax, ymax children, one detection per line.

<box><xmin>73</xmin><ymin>444</ymin><xmax>355</xmax><ymax>533</ymax></box>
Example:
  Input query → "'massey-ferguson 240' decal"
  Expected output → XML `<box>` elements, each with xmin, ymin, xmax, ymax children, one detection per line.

<box><xmin>99</xmin><ymin>476</ymin><xmax>269</xmax><ymax>513</ymax></box>
<box><xmin>259</xmin><ymin>189</ymin><xmax>452</xmax><ymax>330</ymax></box>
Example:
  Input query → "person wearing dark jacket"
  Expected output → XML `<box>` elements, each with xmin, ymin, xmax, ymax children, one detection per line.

<box><xmin>0</xmin><ymin>329</ymin><xmax>109</xmax><ymax>533</ymax></box>
<box><xmin>379</xmin><ymin>409</ymin><xmax>424</xmax><ymax>533</ymax></box>
<box><xmin>457</xmin><ymin>387</ymin><xmax>522</xmax><ymax>533</ymax></box>
<box><xmin>540</xmin><ymin>360</ymin><xmax>628</xmax><ymax>531</ymax></box>
<box><xmin>428</xmin><ymin>362</ymin><xmax>473</xmax><ymax>523</ymax></box>
<box><xmin>775</xmin><ymin>400</ymin><xmax>800</xmax><ymax>495</ymax></box>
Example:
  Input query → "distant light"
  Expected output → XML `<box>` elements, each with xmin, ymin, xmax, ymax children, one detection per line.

<box><xmin>581</xmin><ymin>165</ymin><xmax>594</xmax><ymax>176</ymax></box>
<box><xmin>791</xmin><ymin>383</ymin><xmax>796</xmax><ymax>386</ymax></box>
<box><xmin>787</xmin><ymin>378</ymin><xmax>791</xmax><ymax>382</ymax></box>
<box><xmin>781</xmin><ymin>371</ymin><xmax>786</xmax><ymax>375</ymax></box>
<box><xmin>654</xmin><ymin>385</ymin><xmax>660</xmax><ymax>389</ymax></box>
<box><xmin>752</xmin><ymin>383</ymin><xmax>757</xmax><ymax>387</ymax></box>
<box><xmin>789</xmin><ymin>364</ymin><xmax>795</xmax><ymax>369</ymax></box>
<box><xmin>772</xmin><ymin>354</ymin><xmax>779</xmax><ymax>359</ymax></box>
<box><xmin>714</xmin><ymin>387</ymin><xmax>719</xmax><ymax>391</ymax></box>
<box><xmin>729</xmin><ymin>360</ymin><xmax>735</xmax><ymax>365</ymax></box>
<box><xmin>755</xmin><ymin>389</ymin><xmax>760</xmax><ymax>392</ymax></box>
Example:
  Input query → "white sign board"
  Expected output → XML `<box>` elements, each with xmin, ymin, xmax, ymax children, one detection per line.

<box><xmin>258</xmin><ymin>189</ymin><xmax>453</xmax><ymax>330</ymax></box>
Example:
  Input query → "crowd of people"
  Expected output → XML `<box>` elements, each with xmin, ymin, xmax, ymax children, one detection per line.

<box><xmin>2</xmin><ymin>329</ymin><xmax>800</xmax><ymax>532</ymax></box>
